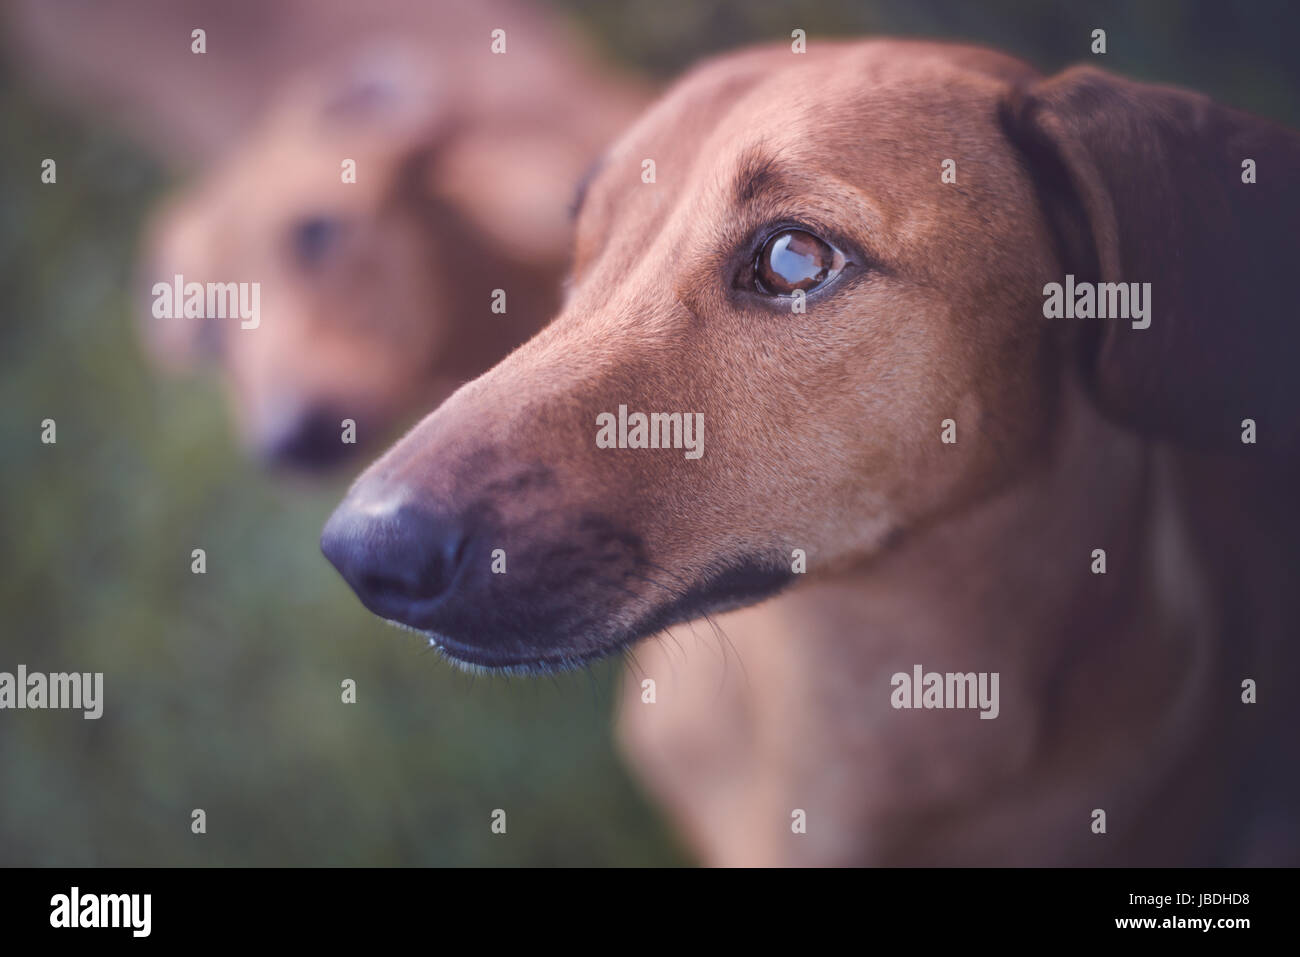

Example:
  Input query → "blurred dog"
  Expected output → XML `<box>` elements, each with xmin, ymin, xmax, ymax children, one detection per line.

<box><xmin>142</xmin><ymin>41</ymin><xmax>641</xmax><ymax>468</ymax></box>
<box><xmin>8</xmin><ymin>0</ymin><xmax>643</xmax><ymax>468</ymax></box>
<box><xmin>322</xmin><ymin>39</ymin><xmax>1300</xmax><ymax>865</ymax></box>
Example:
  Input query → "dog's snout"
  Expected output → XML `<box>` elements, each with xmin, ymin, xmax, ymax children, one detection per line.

<box><xmin>258</xmin><ymin>405</ymin><xmax>353</xmax><ymax>471</ymax></box>
<box><xmin>321</xmin><ymin>498</ymin><xmax>469</xmax><ymax>624</ymax></box>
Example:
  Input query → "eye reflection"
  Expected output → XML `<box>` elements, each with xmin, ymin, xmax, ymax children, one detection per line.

<box><xmin>755</xmin><ymin>228</ymin><xmax>845</xmax><ymax>296</ymax></box>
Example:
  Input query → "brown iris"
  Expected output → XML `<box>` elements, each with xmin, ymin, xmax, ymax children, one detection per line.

<box><xmin>755</xmin><ymin>228</ymin><xmax>844</xmax><ymax>295</ymax></box>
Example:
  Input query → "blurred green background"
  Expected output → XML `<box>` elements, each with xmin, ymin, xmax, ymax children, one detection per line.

<box><xmin>2</xmin><ymin>0</ymin><xmax>1297</xmax><ymax>866</ymax></box>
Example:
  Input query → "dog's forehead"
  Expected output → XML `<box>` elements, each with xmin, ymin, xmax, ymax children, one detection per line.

<box><xmin>607</xmin><ymin>40</ymin><xmax>1035</xmax><ymax>186</ymax></box>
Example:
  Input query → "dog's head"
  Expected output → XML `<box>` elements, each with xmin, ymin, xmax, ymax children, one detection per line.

<box><xmin>322</xmin><ymin>40</ymin><xmax>1300</xmax><ymax>669</ymax></box>
<box><xmin>142</xmin><ymin>46</ymin><xmax>616</xmax><ymax>470</ymax></box>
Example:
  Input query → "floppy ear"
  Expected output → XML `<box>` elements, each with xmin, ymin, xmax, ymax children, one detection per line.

<box><xmin>1003</xmin><ymin>65</ymin><xmax>1300</xmax><ymax>456</ymax></box>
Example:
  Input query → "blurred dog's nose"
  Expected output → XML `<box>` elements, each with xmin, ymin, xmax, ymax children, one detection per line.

<box><xmin>320</xmin><ymin>498</ymin><xmax>469</xmax><ymax>625</ymax></box>
<box><xmin>258</xmin><ymin>405</ymin><xmax>354</xmax><ymax>471</ymax></box>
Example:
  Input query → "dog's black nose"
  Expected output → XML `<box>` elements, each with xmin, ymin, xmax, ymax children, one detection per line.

<box><xmin>321</xmin><ymin>501</ymin><xmax>469</xmax><ymax>624</ymax></box>
<box><xmin>259</xmin><ymin>406</ymin><xmax>355</xmax><ymax>471</ymax></box>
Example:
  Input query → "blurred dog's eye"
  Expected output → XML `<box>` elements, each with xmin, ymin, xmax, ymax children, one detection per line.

<box><xmin>290</xmin><ymin>216</ymin><xmax>345</xmax><ymax>268</ymax></box>
<box><xmin>754</xmin><ymin>228</ymin><xmax>845</xmax><ymax>296</ymax></box>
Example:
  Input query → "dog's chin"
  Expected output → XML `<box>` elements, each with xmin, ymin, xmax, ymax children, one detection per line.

<box><xmin>386</xmin><ymin>557</ymin><xmax>795</xmax><ymax>675</ymax></box>
<box><xmin>384</xmin><ymin>619</ymin><xmax>618</xmax><ymax>675</ymax></box>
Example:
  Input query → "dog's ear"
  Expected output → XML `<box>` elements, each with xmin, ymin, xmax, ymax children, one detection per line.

<box><xmin>1003</xmin><ymin>65</ymin><xmax>1300</xmax><ymax>455</ymax></box>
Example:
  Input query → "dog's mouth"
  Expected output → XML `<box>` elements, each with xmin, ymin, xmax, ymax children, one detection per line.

<box><xmin>385</xmin><ymin>556</ymin><xmax>795</xmax><ymax>675</ymax></box>
<box><xmin>322</xmin><ymin>486</ymin><xmax>799</xmax><ymax>674</ymax></box>
<box><xmin>388</xmin><ymin>621</ymin><xmax>627</xmax><ymax>675</ymax></box>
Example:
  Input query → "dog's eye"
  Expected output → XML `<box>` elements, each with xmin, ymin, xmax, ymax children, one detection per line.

<box><xmin>290</xmin><ymin>216</ymin><xmax>345</xmax><ymax>268</ymax></box>
<box><xmin>755</xmin><ymin>229</ymin><xmax>845</xmax><ymax>296</ymax></box>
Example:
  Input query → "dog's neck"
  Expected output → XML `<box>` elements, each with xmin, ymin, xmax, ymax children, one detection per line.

<box><xmin>626</xmin><ymin>381</ymin><xmax>1289</xmax><ymax>865</ymax></box>
<box><xmin>752</xmin><ymin>383</ymin><xmax>1235</xmax><ymax>864</ymax></box>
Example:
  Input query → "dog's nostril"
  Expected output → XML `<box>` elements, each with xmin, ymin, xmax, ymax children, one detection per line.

<box><xmin>451</xmin><ymin>534</ymin><xmax>470</xmax><ymax>573</ymax></box>
<box><xmin>321</xmin><ymin>501</ymin><xmax>471</xmax><ymax>625</ymax></box>
<box><xmin>359</xmin><ymin>563</ymin><xmax>440</xmax><ymax>602</ymax></box>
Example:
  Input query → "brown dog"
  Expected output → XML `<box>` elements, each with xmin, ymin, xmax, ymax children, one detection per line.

<box><xmin>322</xmin><ymin>40</ymin><xmax>1300</xmax><ymax>865</ymax></box>
<box><xmin>10</xmin><ymin>0</ymin><xmax>643</xmax><ymax>468</ymax></box>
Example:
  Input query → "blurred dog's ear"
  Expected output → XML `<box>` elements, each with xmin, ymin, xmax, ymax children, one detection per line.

<box><xmin>1003</xmin><ymin>65</ymin><xmax>1300</xmax><ymax>456</ymax></box>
